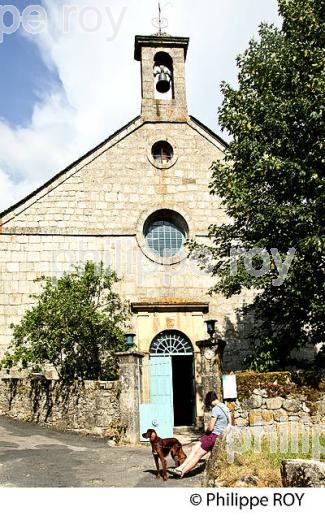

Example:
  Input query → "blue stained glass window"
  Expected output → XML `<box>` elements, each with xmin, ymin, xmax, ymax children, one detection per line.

<box><xmin>145</xmin><ymin>220</ymin><xmax>185</xmax><ymax>257</ymax></box>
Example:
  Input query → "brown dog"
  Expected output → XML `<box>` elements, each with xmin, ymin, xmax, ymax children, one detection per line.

<box><xmin>142</xmin><ymin>428</ymin><xmax>187</xmax><ymax>481</ymax></box>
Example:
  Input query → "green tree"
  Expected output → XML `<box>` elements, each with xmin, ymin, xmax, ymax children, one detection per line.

<box><xmin>0</xmin><ymin>261</ymin><xmax>130</xmax><ymax>380</ymax></box>
<box><xmin>193</xmin><ymin>0</ymin><xmax>325</xmax><ymax>369</ymax></box>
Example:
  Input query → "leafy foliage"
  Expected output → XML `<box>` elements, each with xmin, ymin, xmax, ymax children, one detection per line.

<box><xmin>192</xmin><ymin>0</ymin><xmax>325</xmax><ymax>369</ymax></box>
<box><xmin>0</xmin><ymin>262</ymin><xmax>130</xmax><ymax>380</ymax></box>
<box><xmin>244</xmin><ymin>338</ymin><xmax>281</xmax><ymax>372</ymax></box>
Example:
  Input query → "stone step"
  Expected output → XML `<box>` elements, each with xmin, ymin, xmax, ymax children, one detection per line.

<box><xmin>173</xmin><ymin>426</ymin><xmax>201</xmax><ymax>448</ymax></box>
<box><xmin>173</xmin><ymin>426</ymin><xmax>201</xmax><ymax>436</ymax></box>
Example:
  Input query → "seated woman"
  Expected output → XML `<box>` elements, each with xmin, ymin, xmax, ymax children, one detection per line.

<box><xmin>169</xmin><ymin>391</ymin><xmax>230</xmax><ymax>478</ymax></box>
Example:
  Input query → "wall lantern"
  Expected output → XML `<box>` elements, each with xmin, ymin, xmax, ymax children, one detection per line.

<box><xmin>125</xmin><ymin>333</ymin><xmax>136</xmax><ymax>351</ymax></box>
<box><xmin>204</xmin><ymin>319</ymin><xmax>218</xmax><ymax>337</ymax></box>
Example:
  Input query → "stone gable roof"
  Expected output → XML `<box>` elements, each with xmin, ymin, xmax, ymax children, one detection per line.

<box><xmin>0</xmin><ymin>115</ymin><xmax>227</xmax><ymax>226</ymax></box>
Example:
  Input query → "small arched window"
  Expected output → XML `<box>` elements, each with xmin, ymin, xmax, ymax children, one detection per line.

<box><xmin>151</xmin><ymin>141</ymin><xmax>174</xmax><ymax>165</ymax></box>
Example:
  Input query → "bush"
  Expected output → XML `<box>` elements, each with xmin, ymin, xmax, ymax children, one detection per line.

<box><xmin>0</xmin><ymin>261</ymin><xmax>130</xmax><ymax>381</ymax></box>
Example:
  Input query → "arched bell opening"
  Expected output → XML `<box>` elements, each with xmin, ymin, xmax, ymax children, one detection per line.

<box><xmin>153</xmin><ymin>52</ymin><xmax>174</xmax><ymax>100</ymax></box>
<box><xmin>150</xmin><ymin>330</ymin><xmax>196</xmax><ymax>426</ymax></box>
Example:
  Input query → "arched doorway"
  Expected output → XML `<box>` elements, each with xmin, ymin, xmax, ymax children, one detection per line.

<box><xmin>150</xmin><ymin>330</ymin><xmax>196</xmax><ymax>426</ymax></box>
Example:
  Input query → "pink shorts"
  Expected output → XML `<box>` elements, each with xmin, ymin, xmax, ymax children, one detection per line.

<box><xmin>199</xmin><ymin>432</ymin><xmax>218</xmax><ymax>452</ymax></box>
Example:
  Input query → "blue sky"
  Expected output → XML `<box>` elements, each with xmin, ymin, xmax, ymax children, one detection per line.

<box><xmin>0</xmin><ymin>0</ymin><xmax>281</xmax><ymax>211</ymax></box>
<box><xmin>0</xmin><ymin>3</ymin><xmax>61</xmax><ymax>127</ymax></box>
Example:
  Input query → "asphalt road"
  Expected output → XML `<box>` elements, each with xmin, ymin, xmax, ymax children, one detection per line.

<box><xmin>0</xmin><ymin>416</ymin><xmax>204</xmax><ymax>488</ymax></box>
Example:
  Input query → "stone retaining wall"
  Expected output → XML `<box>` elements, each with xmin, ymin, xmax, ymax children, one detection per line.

<box><xmin>232</xmin><ymin>371</ymin><xmax>325</xmax><ymax>428</ymax></box>
<box><xmin>0</xmin><ymin>378</ymin><xmax>122</xmax><ymax>439</ymax></box>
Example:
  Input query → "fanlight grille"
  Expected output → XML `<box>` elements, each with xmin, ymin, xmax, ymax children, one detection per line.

<box><xmin>150</xmin><ymin>331</ymin><xmax>193</xmax><ymax>356</ymax></box>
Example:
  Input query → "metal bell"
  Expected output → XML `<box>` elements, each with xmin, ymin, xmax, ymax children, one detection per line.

<box><xmin>156</xmin><ymin>72</ymin><xmax>171</xmax><ymax>93</ymax></box>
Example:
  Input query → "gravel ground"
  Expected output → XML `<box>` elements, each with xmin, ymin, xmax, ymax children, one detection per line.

<box><xmin>0</xmin><ymin>416</ymin><xmax>204</xmax><ymax>488</ymax></box>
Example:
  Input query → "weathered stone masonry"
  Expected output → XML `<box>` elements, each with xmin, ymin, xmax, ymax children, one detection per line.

<box><xmin>0</xmin><ymin>352</ymin><xmax>143</xmax><ymax>443</ymax></box>
<box><xmin>0</xmin><ymin>121</ymin><xmax>248</xmax><ymax>362</ymax></box>
<box><xmin>0</xmin><ymin>378</ymin><xmax>121</xmax><ymax>438</ymax></box>
<box><xmin>233</xmin><ymin>371</ymin><xmax>325</xmax><ymax>429</ymax></box>
<box><xmin>0</xmin><ymin>117</ymin><xmax>252</xmax><ymax>422</ymax></box>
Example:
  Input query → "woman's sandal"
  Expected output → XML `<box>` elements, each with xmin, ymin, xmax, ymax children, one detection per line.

<box><xmin>168</xmin><ymin>468</ymin><xmax>183</xmax><ymax>478</ymax></box>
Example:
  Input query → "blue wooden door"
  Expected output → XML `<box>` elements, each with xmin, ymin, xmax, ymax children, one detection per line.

<box><xmin>139</xmin><ymin>357</ymin><xmax>174</xmax><ymax>441</ymax></box>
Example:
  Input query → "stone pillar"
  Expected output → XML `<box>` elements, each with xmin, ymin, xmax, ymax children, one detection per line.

<box><xmin>197</xmin><ymin>339</ymin><xmax>223</xmax><ymax>399</ymax></box>
<box><xmin>197</xmin><ymin>338</ymin><xmax>223</xmax><ymax>427</ymax></box>
<box><xmin>115</xmin><ymin>352</ymin><xmax>144</xmax><ymax>445</ymax></box>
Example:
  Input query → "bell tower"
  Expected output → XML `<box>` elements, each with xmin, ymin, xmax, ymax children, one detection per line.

<box><xmin>134</xmin><ymin>34</ymin><xmax>189</xmax><ymax>122</ymax></box>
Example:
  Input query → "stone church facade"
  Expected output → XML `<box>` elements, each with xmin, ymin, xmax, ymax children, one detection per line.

<box><xmin>0</xmin><ymin>33</ymin><xmax>251</xmax><ymax>427</ymax></box>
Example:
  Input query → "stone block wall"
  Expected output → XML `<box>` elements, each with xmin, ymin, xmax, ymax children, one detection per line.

<box><xmin>0</xmin><ymin>118</ymin><xmax>254</xmax><ymax>374</ymax></box>
<box><xmin>0</xmin><ymin>378</ymin><xmax>122</xmax><ymax>438</ymax></box>
<box><xmin>232</xmin><ymin>371</ymin><xmax>325</xmax><ymax>428</ymax></box>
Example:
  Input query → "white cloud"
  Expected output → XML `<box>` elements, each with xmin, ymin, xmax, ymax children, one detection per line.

<box><xmin>0</xmin><ymin>0</ymin><xmax>280</xmax><ymax>213</ymax></box>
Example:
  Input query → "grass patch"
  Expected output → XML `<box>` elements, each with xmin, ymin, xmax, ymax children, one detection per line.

<box><xmin>213</xmin><ymin>433</ymin><xmax>325</xmax><ymax>487</ymax></box>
